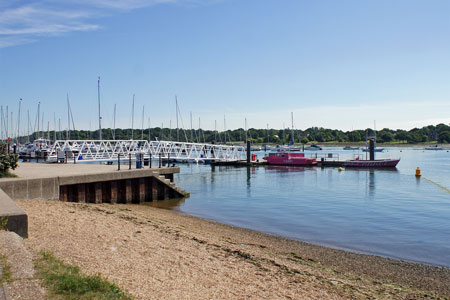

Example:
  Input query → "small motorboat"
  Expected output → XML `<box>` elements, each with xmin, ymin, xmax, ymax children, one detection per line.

<box><xmin>343</xmin><ymin>158</ymin><xmax>400</xmax><ymax>168</ymax></box>
<box><xmin>304</xmin><ymin>144</ymin><xmax>323</xmax><ymax>151</ymax></box>
<box><xmin>362</xmin><ymin>147</ymin><xmax>384</xmax><ymax>152</ymax></box>
<box><xmin>425</xmin><ymin>144</ymin><xmax>443</xmax><ymax>150</ymax></box>
<box><xmin>343</xmin><ymin>146</ymin><xmax>359</xmax><ymax>150</ymax></box>
<box><xmin>266</xmin><ymin>152</ymin><xmax>317</xmax><ymax>166</ymax></box>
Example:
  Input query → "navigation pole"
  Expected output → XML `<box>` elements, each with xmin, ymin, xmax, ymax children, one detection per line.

<box><xmin>98</xmin><ymin>76</ymin><xmax>102</xmax><ymax>141</ymax></box>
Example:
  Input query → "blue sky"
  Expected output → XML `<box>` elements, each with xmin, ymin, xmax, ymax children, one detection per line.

<box><xmin>1</xmin><ymin>0</ymin><xmax>450</xmax><ymax>135</ymax></box>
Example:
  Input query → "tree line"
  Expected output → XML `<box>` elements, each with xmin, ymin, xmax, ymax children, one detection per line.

<box><xmin>15</xmin><ymin>123</ymin><xmax>450</xmax><ymax>144</ymax></box>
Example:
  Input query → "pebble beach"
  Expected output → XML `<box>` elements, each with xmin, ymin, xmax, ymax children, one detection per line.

<box><xmin>16</xmin><ymin>200</ymin><xmax>450</xmax><ymax>299</ymax></box>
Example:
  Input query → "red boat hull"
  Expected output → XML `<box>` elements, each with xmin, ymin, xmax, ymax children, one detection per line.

<box><xmin>343</xmin><ymin>159</ymin><xmax>400</xmax><ymax>168</ymax></box>
<box><xmin>266</xmin><ymin>152</ymin><xmax>317</xmax><ymax>166</ymax></box>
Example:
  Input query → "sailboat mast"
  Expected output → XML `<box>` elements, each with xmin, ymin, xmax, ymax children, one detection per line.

<box><xmin>291</xmin><ymin>112</ymin><xmax>294</xmax><ymax>144</ymax></box>
<box><xmin>175</xmin><ymin>96</ymin><xmax>179</xmax><ymax>142</ymax></box>
<box><xmin>214</xmin><ymin>119</ymin><xmax>217</xmax><ymax>142</ymax></box>
<box><xmin>131</xmin><ymin>94</ymin><xmax>135</xmax><ymax>140</ymax></box>
<box><xmin>190</xmin><ymin>111</ymin><xmax>193</xmax><ymax>142</ymax></box>
<box><xmin>223</xmin><ymin>115</ymin><xmax>227</xmax><ymax>144</ymax></box>
<box><xmin>27</xmin><ymin>109</ymin><xmax>30</xmax><ymax>142</ymax></box>
<box><xmin>0</xmin><ymin>106</ymin><xmax>3</xmax><ymax>140</ymax></box>
<box><xmin>141</xmin><ymin>105</ymin><xmax>145</xmax><ymax>140</ymax></box>
<box><xmin>37</xmin><ymin>103</ymin><xmax>40</xmax><ymax>138</ymax></box>
<box><xmin>148</xmin><ymin>117</ymin><xmax>151</xmax><ymax>141</ymax></box>
<box><xmin>17</xmin><ymin>98</ymin><xmax>21</xmax><ymax>144</ymax></box>
<box><xmin>98</xmin><ymin>76</ymin><xmax>102</xmax><ymax>141</ymax></box>
<box><xmin>169</xmin><ymin>120</ymin><xmax>172</xmax><ymax>141</ymax></box>
<box><xmin>66</xmin><ymin>95</ymin><xmax>70</xmax><ymax>140</ymax></box>
<box><xmin>41</xmin><ymin>112</ymin><xmax>44</xmax><ymax>139</ymax></box>
<box><xmin>113</xmin><ymin>103</ymin><xmax>116</xmax><ymax>140</ymax></box>
<box><xmin>244</xmin><ymin>118</ymin><xmax>247</xmax><ymax>143</ymax></box>
<box><xmin>53</xmin><ymin>112</ymin><xmax>56</xmax><ymax>143</ymax></box>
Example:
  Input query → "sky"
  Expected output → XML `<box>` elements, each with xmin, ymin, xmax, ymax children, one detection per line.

<box><xmin>1</xmin><ymin>0</ymin><xmax>450</xmax><ymax>136</ymax></box>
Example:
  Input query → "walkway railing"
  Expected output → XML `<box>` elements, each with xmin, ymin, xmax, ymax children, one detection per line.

<box><xmin>49</xmin><ymin>140</ymin><xmax>246</xmax><ymax>162</ymax></box>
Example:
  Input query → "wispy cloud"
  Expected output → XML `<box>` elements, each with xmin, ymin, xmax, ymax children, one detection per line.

<box><xmin>0</xmin><ymin>0</ymin><xmax>214</xmax><ymax>48</ymax></box>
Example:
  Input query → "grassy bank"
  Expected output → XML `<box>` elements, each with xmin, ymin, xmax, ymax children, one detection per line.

<box><xmin>35</xmin><ymin>251</ymin><xmax>132</xmax><ymax>300</ymax></box>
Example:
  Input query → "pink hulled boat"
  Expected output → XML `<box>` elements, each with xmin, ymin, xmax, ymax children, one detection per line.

<box><xmin>343</xmin><ymin>158</ymin><xmax>400</xmax><ymax>168</ymax></box>
<box><xmin>266</xmin><ymin>152</ymin><xmax>317</xmax><ymax>166</ymax></box>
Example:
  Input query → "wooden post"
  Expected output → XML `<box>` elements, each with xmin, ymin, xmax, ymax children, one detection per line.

<box><xmin>118</xmin><ymin>154</ymin><xmax>121</xmax><ymax>171</ymax></box>
<box><xmin>152</xmin><ymin>179</ymin><xmax>159</xmax><ymax>201</ymax></box>
<box><xmin>60</xmin><ymin>186</ymin><xmax>68</xmax><ymax>202</ymax></box>
<box><xmin>94</xmin><ymin>182</ymin><xmax>102</xmax><ymax>203</ymax></box>
<box><xmin>163</xmin><ymin>185</ymin><xmax>170</xmax><ymax>200</ymax></box>
<box><xmin>139</xmin><ymin>178</ymin><xmax>146</xmax><ymax>203</ymax></box>
<box><xmin>246</xmin><ymin>140</ymin><xmax>251</xmax><ymax>164</ymax></box>
<box><xmin>77</xmin><ymin>184</ymin><xmax>86</xmax><ymax>203</ymax></box>
<box><xmin>125</xmin><ymin>179</ymin><xmax>133</xmax><ymax>203</ymax></box>
<box><xmin>110</xmin><ymin>181</ymin><xmax>118</xmax><ymax>204</ymax></box>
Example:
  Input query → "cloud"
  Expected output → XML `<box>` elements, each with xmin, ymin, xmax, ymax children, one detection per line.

<box><xmin>0</xmin><ymin>0</ymin><xmax>214</xmax><ymax>48</ymax></box>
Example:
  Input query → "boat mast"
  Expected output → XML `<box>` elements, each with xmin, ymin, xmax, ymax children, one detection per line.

<box><xmin>0</xmin><ymin>106</ymin><xmax>3</xmax><ymax>141</ymax></box>
<box><xmin>141</xmin><ymin>105</ymin><xmax>145</xmax><ymax>140</ymax></box>
<box><xmin>98</xmin><ymin>76</ymin><xmax>102</xmax><ymax>141</ymax></box>
<box><xmin>291</xmin><ymin>112</ymin><xmax>294</xmax><ymax>145</ymax></box>
<box><xmin>41</xmin><ymin>112</ymin><xmax>44</xmax><ymax>139</ymax></box>
<box><xmin>37</xmin><ymin>103</ymin><xmax>40</xmax><ymax>139</ymax></box>
<box><xmin>27</xmin><ymin>109</ymin><xmax>30</xmax><ymax>143</ymax></box>
<box><xmin>190</xmin><ymin>111</ymin><xmax>193</xmax><ymax>142</ymax></box>
<box><xmin>66</xmin><ymin>95</ymin><xmax>70</xmax><ymax>140</ymax></box>
<box><xmin>10</xmin><ymin>112</ymin><xmax>13</xmax><ymax>140</ymax></box>
<box><xmin>214</xmin><ymin>119</ymin><xmax>217</xmax><ymax>142</ymax></box>
<box><xmin>148</xmin><ymin>117</ymin><xmax>151</xmax><ymax>141</ymax></box>
<box><xmin>223</xmin><ymin>115</ymin><xmax>227</xmax><ymax>144</ymax></box>
<box><xmin>169</xmin><ymin>120</ymin><xmax>172</xmax><ymax>141</ymax></box>
<box><xmin>17</xmin><ymin>98</ymin><xmax>21</xmax><ymax>144</ymax></box>
<box><xmin>113</xmin><ymin>103</ymin><xmax>116</xmax><ymax>140</ymax></box>
<box><xmin>131</xmin><ymin>94</ymin><xmax>135</xmax><ymax>140</ymax></box>
<box><xmin>175</xmin><ymin>95</ymin><xmax>179</xmax><ymax>142</ymax></box>
<box><xmin>245</xmin><ymin>118</ymin><xmax>248</xmax><ymax>143</ymax></box>
<box><xmin>53</xmin><ymin>112</ymin><xmax>56</xmax><ymax>143</ymax></box>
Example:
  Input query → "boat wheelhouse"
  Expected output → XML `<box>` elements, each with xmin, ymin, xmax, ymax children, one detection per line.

<box><xmin>266</xmin><ymin>152</ymin><xmax>317</xmax><ymax>166</ymax></box>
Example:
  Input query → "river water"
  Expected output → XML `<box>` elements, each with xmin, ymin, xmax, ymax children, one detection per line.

<box><xmin>156</xmin><ymin>147</ymin><xmax>450</xmax><ymax>267</ymax></box>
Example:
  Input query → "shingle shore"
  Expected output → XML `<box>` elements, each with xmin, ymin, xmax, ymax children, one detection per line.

<box><xmin>18</xmin><ymin>200</ymin><xmax>450</xmax><ymax>300</ymax></box>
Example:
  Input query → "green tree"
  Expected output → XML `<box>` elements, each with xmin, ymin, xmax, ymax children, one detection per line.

<box><xmin>0</xmin><ymin>142</ymin><xmax>18</xmax><ymax>177</ymax></box>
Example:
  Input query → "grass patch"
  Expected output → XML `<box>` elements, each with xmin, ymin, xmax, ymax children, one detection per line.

<box><xmin>0</xmin><ymin>216</ymin><xmax>8</xmax><ymax>230</ymax></box>
<box><xmin>0</xmin><ymin>171</ymin><xmax>17</xmax><ymax>178</ymax></box>
<box><xmin>0</xmin><ymin>254</ymin><xmax>12</xmax><ymax>284</ymax></box>
<box><xmin>35</xmin><ymin>251</ymin><xmax>132</xmax><ymax>300</ymax></box>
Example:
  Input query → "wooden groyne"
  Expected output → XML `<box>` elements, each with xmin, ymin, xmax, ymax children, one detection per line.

<box><xmin>59</xmin><ymin>171</ymin><xmax>188</xmax><ymax>204</ymax></box>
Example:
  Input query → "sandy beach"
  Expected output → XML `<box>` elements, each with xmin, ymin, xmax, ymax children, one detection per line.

<box><xmin>17</xmin><ymin>200</ymin><xmax>450</xmax><ymax>299</ymax></box>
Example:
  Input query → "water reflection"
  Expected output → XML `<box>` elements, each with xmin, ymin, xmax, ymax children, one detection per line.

<box><xmin>144</xmin><ymin>197</ymin><xmax>186</xmax><ymax>210</ymax></box>
<box><xmin>266</xmin><ymin>165</ymin><xmax>308</xmax><ymax>172</ymax></box>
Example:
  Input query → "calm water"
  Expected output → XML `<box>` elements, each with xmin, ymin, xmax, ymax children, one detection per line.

<box><xmin>161</xmin><ymin>148</ymin><xmax>450</xmax><ymax>267</ymax></box>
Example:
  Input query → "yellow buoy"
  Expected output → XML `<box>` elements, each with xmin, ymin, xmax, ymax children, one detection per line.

<box><xmin>338</xmin><ymin>167</ymin><xmax>343</xmax><ymax>172</ymax></box>
<box><xmin>415</xmin><ymin>167</ymin><xmax>421</xmax><ymax>177</ymax></box>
